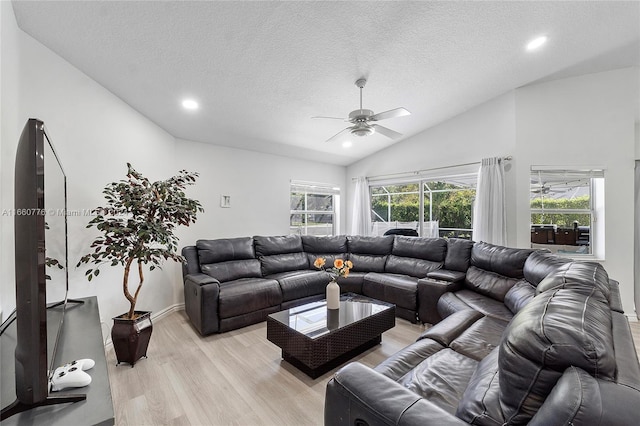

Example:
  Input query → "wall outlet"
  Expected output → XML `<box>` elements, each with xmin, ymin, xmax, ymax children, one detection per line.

<box><xmin>220</xmin><ymin>195</ymin><xmax>231</xmax><ymax>208</ymax></box>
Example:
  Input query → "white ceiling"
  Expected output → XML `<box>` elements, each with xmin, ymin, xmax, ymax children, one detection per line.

<box><xmin>11</xmin><ymin>1</ymin><xmax>640</xmax><ymax>166</ymax></box>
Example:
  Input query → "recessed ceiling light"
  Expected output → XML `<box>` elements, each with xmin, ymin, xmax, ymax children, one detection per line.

<box><xmin>182</xmin><ymin>99</ymin><xmax>199</xmax><ymax>110</ymax></box>
<box><xmin>342</xmin><ymin>141</ymin><xmax>353</xmax><ymax>148</ymax></box>
<box><xmin>526</xmin><ymin>36</ymin><xmax>548</xmax><ymax>51</ymax></box>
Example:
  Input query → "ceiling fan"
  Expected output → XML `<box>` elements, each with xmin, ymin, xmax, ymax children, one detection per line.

<box><xmin>313</xmin><ymin>78</ymin><xmax>411</xmax><ymax>143</ymax></box>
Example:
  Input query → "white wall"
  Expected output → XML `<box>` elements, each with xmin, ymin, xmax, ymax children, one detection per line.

<box><xmin>515</xmin><ymin>67</ymin><xmax>638</xmax><ymax>315</ymax></box>
<box><xmin>347</xmin><ymin>67</ymin><xmax>639</xmax><ymax>315</ymax></box>
<box><xmin>1</xmin><ymin>3</ymin><xmax>348</xmax><ymax>324</ymax></box>
<box><xmin>0</xmin><ymin>4</ymin><xmax>179</xmax><ymax>325</ymax></box>
<box><xmin>346</xmin><ymin>92</ymin><xmax>518</xmax><ymax>246</ymax></box>
<box><xmin>1</xmin><ymin>0</ymin><xmax>26</xmax><ymax>321</ymax></box>
<box><xmin>174</xmin><ymin>138</ymin><xmax>347</xmax><ymax>243</ymax></box>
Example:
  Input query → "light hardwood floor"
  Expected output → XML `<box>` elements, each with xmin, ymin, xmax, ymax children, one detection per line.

<box><xmin>106</xmin><ymin>311</ymin><xmax>640</xmax><ymax>426</ymax></box>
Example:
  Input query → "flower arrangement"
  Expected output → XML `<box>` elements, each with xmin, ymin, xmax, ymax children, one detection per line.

<box><xmin>313</xmin><ymin>257</ymin><xmax>353</xmax><ymax>281</ymax></box>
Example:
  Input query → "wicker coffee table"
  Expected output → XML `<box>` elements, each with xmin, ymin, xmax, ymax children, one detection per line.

<box><xmin>266</xmin><ymin>293</ymin><xmax>395</xmax><ymax>378</ymax></box>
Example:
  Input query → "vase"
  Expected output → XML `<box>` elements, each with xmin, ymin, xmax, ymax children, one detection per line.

<box><xmin>326</xmin><ymin>280</ymin><xmax>340</xmax><ymax>310</ymax></box>
<box><xmin>111</xmin><ymin>311</ymin><xmax>153</xmax><ymax>367</ymax></box>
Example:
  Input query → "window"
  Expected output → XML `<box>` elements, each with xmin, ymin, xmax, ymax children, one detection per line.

<box><xmin>290</xmin><ymin>181</ymin><xmax>340</xmax><ymax>236</ymax></box>
<box><xmin>530</xmin><ymin>167</ymin><xmax>604</xmax><ymax>257</ymax></box>
<box><xmin>370</xmin><ymin>174</ymin><xmax>477</xmax><ymax>238</ymax></box>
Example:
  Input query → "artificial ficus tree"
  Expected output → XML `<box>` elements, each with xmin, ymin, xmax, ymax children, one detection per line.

<box><xmin>77</xmin><ymin>163</ymin><xmax>204</xmax><ymax>319</ymax></box>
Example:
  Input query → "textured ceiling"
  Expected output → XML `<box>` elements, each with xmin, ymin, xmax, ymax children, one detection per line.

<box><xmin>11</xmin><ymin>1</ymin><xmax>640</xmax><ymax>166</ymax></box>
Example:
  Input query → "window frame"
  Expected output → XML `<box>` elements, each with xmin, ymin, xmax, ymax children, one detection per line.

<box><xmin>529</xmin><ymin>167</ymin><xmax>605</xmax><ymax>259</ymax></box>
<box><xmin>369</xmin><ymin>173</ymin><xmax>477</xmax><ymax>239</ymax></box>
<box><xmin>290</xmin><ymin>181</ymin><xmax>340</xmax><ymax>236</ymax></box>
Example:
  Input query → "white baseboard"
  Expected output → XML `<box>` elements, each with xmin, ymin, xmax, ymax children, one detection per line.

<box><xmin>626</xmin><ymin>313</ymin><xmax>639</xmax><ymax>322</ymax></box>
<box><xmin>103</xmin><ymin>303</ymin><xmax>185</xmax><ymax>349</ymax></box>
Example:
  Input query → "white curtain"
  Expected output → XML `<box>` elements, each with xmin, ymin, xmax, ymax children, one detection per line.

<box><xmin>423</xmin><ymin>220</ymin><xmax>439</xmax><ymax>238</ymax></box>
<box><xmin>351</xmin><ymin>176</ymin><xmax>372</xmax><ymax>236</ymax></box>
<box><xmin>472</xmin><ymin>157</ymin><xmax>506</xmax><ymax>245</ymax></box>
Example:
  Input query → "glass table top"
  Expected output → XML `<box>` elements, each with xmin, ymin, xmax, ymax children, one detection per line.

<box><xmin>268</xmin><ymin>293</ymin><xmax>394</xmax><ymax>339</ymax></box>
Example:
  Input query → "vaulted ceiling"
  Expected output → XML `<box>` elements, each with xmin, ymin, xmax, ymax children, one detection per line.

<box><xmin>11</xmin><ymin>1</ymin><xmax>640</xmax><ymax>165</ymax></box>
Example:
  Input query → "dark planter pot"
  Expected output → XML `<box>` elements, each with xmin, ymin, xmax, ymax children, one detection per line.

<box><xmin>111</xmin><ymin>311</ymin><xmax>153</xmax><ymax>367</ymax></box>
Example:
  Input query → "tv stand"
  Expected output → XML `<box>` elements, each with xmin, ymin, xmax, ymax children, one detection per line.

<box><xmin>1</xmin><ymin>394</ymin><xmax>87</xmax><ymax>420</ymax></box>
<box><xmin>1</xmin><ymin>297</ymin><xmax>114</xmax><ymax>425</ymax></box>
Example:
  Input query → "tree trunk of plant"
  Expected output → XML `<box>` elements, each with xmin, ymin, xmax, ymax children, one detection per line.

<box><xmin>123</xmin><ymin>258</ymin><xmax>134</xmax><ymax>319</ymax></box>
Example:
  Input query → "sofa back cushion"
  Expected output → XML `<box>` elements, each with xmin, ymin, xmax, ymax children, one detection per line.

<box><xmin>503</xmin><ymin>280</ymin><xmax>536</xmax><ymax>314</ymax></box>
<box><xmin>536</xmin><ymin>261</ymin><xmax>611</xmax><ymax>302</ymax></box>
<box><xmin>465</xmin><ymin>242</ymin><xmax>534</xmax><ymax>302</ymax></box>
<box><xmin>347</xmin><ymin>235</ymin><xmax>394</xmax><ymax>273</ymax></box>
<box><xmin>385</xmin><ymin>236</ymin><xmax>446</xmax><ymax>278</ymax></box>
<box><xmin>196</xmin><ymin>238</ymin><xmax>261</xmax><ymax>282</ymax></box>
<box><xmin>523</xmin><ymin>250</ymin><xmax>572</xmax><ymax>287</ymax></box>
<box><xmin>254</xmin><ymin>235</ymin><xmax>309</xmax><ymax>275</ymax></box>
<box><xmin>471</xmin><ymin>242</ymin><xmax>534</xmax><ymax>278</ymax></box>
<box><xmin>456</xmin><ymin>347</ymin><xmax>504</xmax><ymax>425</ymax></box>
<box><xmin>499</xmin><ymin>287</ymin><xmax>615</xmax><ymax>425</ymax></box>
<box><xmin>444</xmin><ymin>238</ymin><xmax>474</xmax><ymax>272</ymax></box>
<box><xmin>302</xmin><ymin>235</ymin><xmax>348</xmax><ymax>269</ymax></box>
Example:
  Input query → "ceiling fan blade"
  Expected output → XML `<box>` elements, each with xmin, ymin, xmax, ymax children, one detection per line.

<box><xmin>370</xmin><ymin>107</ymin><xmax>411</xmax><ymax>121</ymax></box>
<box><xmin>371</xmin><ymin>124</ymin><xmax>403</xmax><ymax>140</ymax></box>
<box><xmin>325</xmin><ymin>127</ymin><xmax>353</xmax><ymax>143</ymax></box>
<box><xmin>312</xmin><ymin>116</ymin><xmax>348</xmax><ymax>121</ymax></box>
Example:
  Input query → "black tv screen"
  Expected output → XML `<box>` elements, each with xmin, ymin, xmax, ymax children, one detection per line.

<box><xmin>1</xmin><ymin>118</ymin><xmax>71</xmax><ymax>416</ymax></box>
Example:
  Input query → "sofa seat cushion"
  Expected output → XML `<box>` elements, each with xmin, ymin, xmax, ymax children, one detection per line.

<box><xmin>267</xmin><ymin>270</ymin><xmax>329</xmax><ymax>302</ymax></box>
<box><xmin>374</xmin><ymin>338</ymin><xmax>445</xmax><ymax>381</ymax></box>
<box><xmin>362</xmin><ymin>273</ymin><xmax>418</xmax><ymax>311</ymax></box>
<box><xmin>218</xmin><ymin>278</ymin><xmax>281</xmax><ymax>319</ymax></box>
<box><xmin>397</xmin><ymin>348</ymin><xmax>479</xmax><ymax>415</ymax></box>
<box><xmin>449</xmin><ymin>316</ymin><xmax>509</xmax><ymax>361</ymax></box>
<box><xmin>438</xmin><ymin>290</ymin><xmax>514</xmax><ymax>322</ymax></box>
<box><xmin>456</xmin><ymin>347</ymin><xmax>504</xmax><ymax>426</ymax></box>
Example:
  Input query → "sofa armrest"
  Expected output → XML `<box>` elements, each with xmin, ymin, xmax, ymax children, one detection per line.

<box><xmin>325</xmin><ymin>362</ymin><xmax>467</xmax><ymax>426</ymax></box>
<box><xmin>608</xmin><ymin>279</ymin><xmax>624</xmax><ymax>313</ymax></box>
<box><xmin>183</xmin><ymin>273</ymin><xmax>220</xmax><ymax>335</ymax></box>
<box><xmin>181</xmin><ymin>245</ymin><xmax>201</xmax><ymax>279</ymax></box>
<box><xmin>185</xmin><ymin>273</ymin><xmax>220</xmax><ymax>287</ymax></box>
<box><xmin>417</xmin><ymin>276</ymin><xmax>463</xmax><ymax>324</ymax></box>
<box><xmin>426</xmin><ymin>269</ymin><xmax>466</xmax><ymax>282</ymax></box>
<box><xmin>417</xmin><ymin>309</ymin><xmax>483</xmax><ymax>346</ymax></box>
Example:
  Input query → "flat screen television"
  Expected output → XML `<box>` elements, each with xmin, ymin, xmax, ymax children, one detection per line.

<box><xmin>1</xmin><ymin>118</ymin><xmax>84</xmax><ymax>419</ymax></box>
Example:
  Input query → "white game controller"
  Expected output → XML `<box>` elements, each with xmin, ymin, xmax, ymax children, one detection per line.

<box><xmin>49</xmin><ymin>358</ymin><xmax>95</xmax><ymax>392</ymax></box>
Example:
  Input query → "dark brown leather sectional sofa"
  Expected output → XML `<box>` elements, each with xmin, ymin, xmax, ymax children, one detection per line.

<box><xmin>325</xmin><ymin>251</ymin><xmax>640</xmax><ymax>425</ymax></box>
<box><xmin>182</xmin><ymin>234</ymin><xmax>472</xmax><ymax>334</ymax></box>
<box><xmin>182</xmin><ymin>234</ymin><xmax>640</xmax><ymax>424</ymax></box>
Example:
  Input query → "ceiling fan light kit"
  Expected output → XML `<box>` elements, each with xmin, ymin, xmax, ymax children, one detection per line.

<box><xmin>314</xmin><ymin>78</ymin><xmax>411</xmax><ymax>143</ymax></box>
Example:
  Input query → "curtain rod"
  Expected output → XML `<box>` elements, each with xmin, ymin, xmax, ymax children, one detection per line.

<box><xmin>355</xmin><ymin>156</ymin><xmax>512</xmax><ymax>182</ymax></box>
